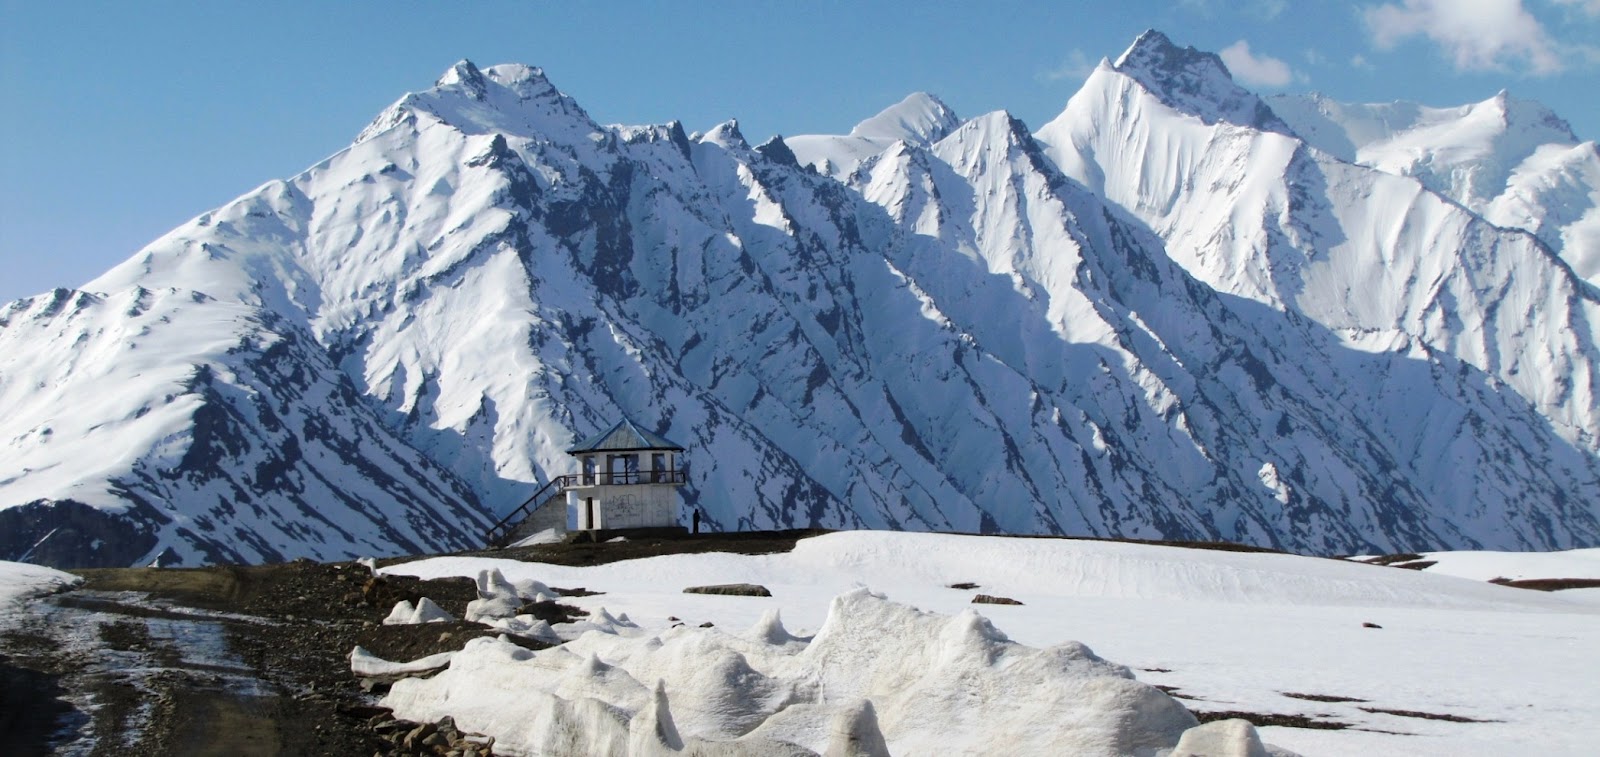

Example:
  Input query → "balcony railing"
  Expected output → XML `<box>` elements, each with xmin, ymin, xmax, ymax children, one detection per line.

<box><xmin>576</xmin><ymin>468</ymin><xmax>688</xmax><ymax>487</ymax></box>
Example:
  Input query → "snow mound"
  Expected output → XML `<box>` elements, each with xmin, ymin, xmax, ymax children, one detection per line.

<box><xmin>383</xmin><ymin>597</ymin><xmax>456</xmax><ymax>625</ymax></box>
<box><xmin>350</xmin><ymin>645</ymin><xmax>455</xmax><ymax>677</ymax></box>
<box><xmin>466</xmin><ymin>568</ymin><xmax>561</xmax><ymax>623</ymax></box>
<box><xmin>381</xmin><ymin>588</ymin><xmax>1198</xmax><ymax>756</ymax></box>
<box><xmin>1172</xmin><ymin>718</ymin><xmax>1300</xmax><ymax>757</ymax></box>
<box><xmin>0</xmin><ymin>560</ymin><xmax>80</xmax><ymax>609</ymax></box>
<box><xmin>507</xmin><ymin>528</ymin><xmax>563</xmax><ymax>548</ymax></box>
<box><xmin>745</xmin><ymin>608</ymin><xmax>808</xmax><ymax>649</ymax></box>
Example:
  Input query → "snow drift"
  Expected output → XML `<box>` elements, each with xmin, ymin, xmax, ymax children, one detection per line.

<box><xmin>379</xmin><ymin>588</ymin><xmax>1203</xmax><ymax>756</ymax></box>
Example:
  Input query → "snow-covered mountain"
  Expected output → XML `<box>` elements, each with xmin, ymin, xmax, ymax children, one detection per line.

<box><xmin>1268</xmin><ymin>89</ymin><xmax>1600</xmax><ymax>284</ymax></box>
<box><xmin>4</xmin><ymin>34</ymin><xmax>1599</xmax><ymax>568</ymax></box>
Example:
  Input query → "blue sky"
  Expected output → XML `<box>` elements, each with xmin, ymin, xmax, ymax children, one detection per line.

<box><xmin>4</xmin><ymin>1</ymin><xmax>1598</xmax><ymax>304</ymax></box>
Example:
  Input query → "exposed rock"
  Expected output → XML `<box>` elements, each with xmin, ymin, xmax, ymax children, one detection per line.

<box><xmin>972</xmin><ymin>594</ymin><xmax>1023</xmax><ymax>606</ymax></box>
<box><xmin>683</xmin><ymin>583</ymin><xmax>772</xmax><ymax>597</ymax></box>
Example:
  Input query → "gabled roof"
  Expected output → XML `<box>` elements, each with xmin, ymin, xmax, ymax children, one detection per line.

<box><xmin>567</xmin><ymin>418</ymin><xmax>685</xmax><ymax>454</ymax></box>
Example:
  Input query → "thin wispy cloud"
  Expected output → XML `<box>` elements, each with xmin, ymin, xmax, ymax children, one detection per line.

<box><xmin>1551</xmin><ymin>0</ymin><xmax>1600</xmax><ymax>16</ymax></box>
<box><xmin>1220</xmin><ymin>40</ymin><xmax>1295</xmax><ymax>87</ymax></box>
<box><xmin>1178</xmin><ymin>0</ymin><xmax>1285</xmax><ymax>20</ymax></box>
<box><xmin>1037</xmin><ymin>49</ymin><xmax>1098</xmax><ymax>85</ymax></box>
<box><xmin>1363</xmin><ymin>0</ymin><xmax>1563</xmax><ymax>74</ymax></box>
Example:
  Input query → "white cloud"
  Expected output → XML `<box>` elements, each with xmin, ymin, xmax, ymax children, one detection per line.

<box><xmin>1037</xmin><ymin>49</ymin><xmax>1098</xmax><ymax>85</ymax></box>
<box><xmin>1551</xmin><ymin>0</ymin><xmax>1600</xmax><ymax>16</ymax></box>
<box><xmin>1351</xmin><ymin>53</ymin><xmax>1375</xmax><ymax>70</ymax></box>
<box><xmin>1251</xmin><ymin>0</ymin><xmax>1288</xmax><ymax>19</ymax></box>
<box><xmin>1362</xmin><ymin>0</ymin><xmax>1563</xmax><ymax>74</ymax></box>
<box><xmin>1219</xmin><ymin>40</ymin><xmax>1295</xmax><ymax>87</ymax></box>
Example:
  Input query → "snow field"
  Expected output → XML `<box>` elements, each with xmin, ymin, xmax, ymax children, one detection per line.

<box><xmin>1370</xmin><ymin>547</ymin><xmax>1600</xmax><ymax>582</ymax></box>
<box><xmin>0</xmin><ymin>559</ymin><xmax>80</xmax><ymax>611</ymax></box>
<box><xmin>384</xmin><ymin>532</ymin><xmax>1600</xmax><ymax>755</ymax></box>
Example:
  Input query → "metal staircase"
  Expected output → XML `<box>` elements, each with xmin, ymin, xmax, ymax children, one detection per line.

<box><xmin>484</xmin><ymin>474</ymin><xmax>579</xmax><ymax>548</ymax></box>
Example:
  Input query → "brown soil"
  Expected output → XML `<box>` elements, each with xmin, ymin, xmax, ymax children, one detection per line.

<box><xmin>1487</xmin><ymin>577</ymin><xmax>1600</xmax><ymax>591</ymax></box>
<box><xmin>1359</xmin><ymin>706</ymin><xmax>1497</xmax><ymax>723</ymax></box>
<box><xmin>1362</xmin><ymin>553</ymin><xmax>1426</xmax><ymax>566</ymax></box>
<box><xmin>1193</xmin><ymin>709</ymin><xmax>1351</xmax><ymax>730</ymax></box>
<box><xmin>1283</xmin><ymin>691</ymin><xmax>1369</xmax><ymax>703</ymax></box>
<box><xmin>444</xmin><ymin>528</ymin><xmax>833</xmax><ymax>567</ymax></box>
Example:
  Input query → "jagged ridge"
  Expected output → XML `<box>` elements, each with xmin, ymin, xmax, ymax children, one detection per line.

<box><xmin>4</xmin><ymin>32</ymin><xmax>1599</xmax><ymax>567</ymax></box>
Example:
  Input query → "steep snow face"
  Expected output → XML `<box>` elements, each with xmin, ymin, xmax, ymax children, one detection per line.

<box><xmin>1037</xmin><ymin>32</ymin><xmax>1600</xmax><ymax>551</ymax></box>
<box><xmin>7</xmin><ymin>37</ymin><xmax>1600</xmax><ymax>566</ymax></box>
<box><xmin>864</xmin><ymin>108</ymin><xmax>1600</xmax><ymax>552</ymax></box>
<box><xmin>787</xmin><ymin>92</ymin><xmax>961</xmax><ymax>180</ymax></box>
<box><xmin>0</xmin><ymin>287</ymin><xmax>491</xmax><ymax>567</ymax></box>
<box><xmin>849</xmin><ymin>91</ymin><xmax>961</xmax><ymax>142</ymax></box>
<box><xmin>1270</xmin><ymin>91</ymin><xmax>1600</xmax><ymax>285</ymax></box>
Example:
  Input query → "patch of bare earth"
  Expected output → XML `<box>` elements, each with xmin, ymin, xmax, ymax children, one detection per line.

<box><xmin>1191</xmin><ymin>710</ymin><xmax>1351</xmax><ymax>730</ymax></box>
<box><xmin>1487</xmin><ymin>577</ymin><xmax>1600</xmax><ymax>591</ymax></box>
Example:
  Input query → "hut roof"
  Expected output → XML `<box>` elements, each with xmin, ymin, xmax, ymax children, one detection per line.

<box><xmin>567</xmin><ymin>418</ymin><xmax>685</xmax><ymax>454</ymax></box>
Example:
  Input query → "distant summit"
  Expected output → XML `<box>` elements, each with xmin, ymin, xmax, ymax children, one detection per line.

<box><xmin>1111</xmin><ymin>29</ymin><xmax>1288</xmax><ymax>132</ymax></box>
<box><xmin>849</xmin><ymin>92</ymin><xmax>962</xmax><ymax>143</ymax></box>
<box><xmin>788</xmin><ymin>92</ymin><xmax>962</xmax><ymax>179</ymax></box>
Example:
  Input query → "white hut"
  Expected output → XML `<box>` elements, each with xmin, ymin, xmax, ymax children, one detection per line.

<box><xmin>565</xmin><ymin>418</ymin><xmax>687</xmax><ymax>531</ymax></box>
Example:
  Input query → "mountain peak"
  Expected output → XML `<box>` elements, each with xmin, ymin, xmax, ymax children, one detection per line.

<box><xmin>436</xmin><ymin>59</ymin><xmax>489</xmax><ymax>100</ymax></box>
<box><xmin>1482</xmin><ymin>90</ymin><xmax>1580</xmax><ymax>142</ymax></box>
<box><xmin>850</xmin><ymin>92</ymin><xmax>961</xmax><ymax>144</ymax></box>
<box><xmin>701</xmin><ymin>120</ymin><xmax>750</xmax><ymax>150</ymax></box>
<box><xmin>1113</xmin><ymin>30</ymin><xmax>1186</xmax><ymax>70</ymax></box>
<box><xmin>1110</xmin><ymin>30</ymin><xmax>1287</xmax><ymax>132</ymax></box>
<box><xmin>482</xmin><ymin>63</ymin><xmax>552</xmax><ymax>93</ymax></box>
<box><xmin>755</xmin><ymin>135</ymin><xmax>800</xmax><ymax>168</ymax></box>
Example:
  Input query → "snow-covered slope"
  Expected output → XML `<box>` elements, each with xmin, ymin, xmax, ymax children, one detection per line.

<box><xmin>0</xmin><ymin>286</ymin><xmax>492</xmax><ymax>566</ymax></box>
<box><xmin>1269</xmin><ymin>90</ymin><xmax>1600</xmax><ymax>284</ymax></box>
<box><xmin>384</xmin><ymin>531</ymin><xmax>1600</xmax><ymax>756</ymax></box>
<box><xmin>5</xmin><ymin>37</ymin><xmax>1600</xmax><ymax>567</ymax></box>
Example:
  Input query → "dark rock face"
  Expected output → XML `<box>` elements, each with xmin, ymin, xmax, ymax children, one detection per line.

<box><xmin>1113</xmin><ymin>29</ymin><xmax>1291</xmax><ymax>132</ymax></box>
<box><xmin>0</xmin><ymin>499</ymin><xmax>162</xmax><ymax>569</ymax></box>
